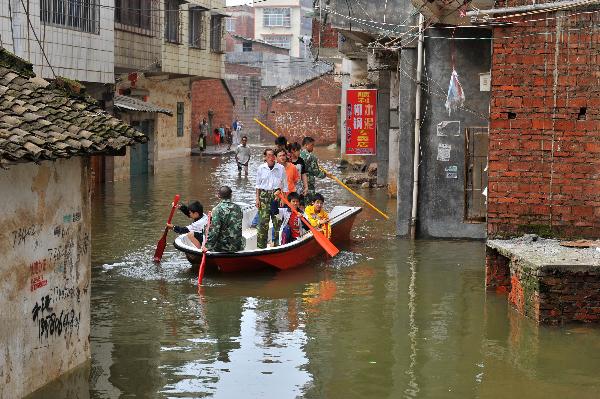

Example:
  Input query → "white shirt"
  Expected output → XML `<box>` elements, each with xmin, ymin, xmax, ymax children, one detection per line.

<box><xmin>256</xmin><ymin>163</ymin><xmax>288</xmax><ymax>192</ymax></box>
<box><xmin>235</xmin><ymin>144</ymin><xmax>251</xmax><ymax>164</ymax></box>
<box><xmin>186</xmin><ymin>214</ymin><xmax>208</xmax><ymax>233</ymax></box>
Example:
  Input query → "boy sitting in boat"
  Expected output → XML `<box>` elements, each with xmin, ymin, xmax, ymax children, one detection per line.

<box><xmin>304</xmin><ymin>193</ymin><xmax>331</xmax><ymax>239</ymax></box>
<box><xmin>277</xmin><ymin>192</ymin><xmax>304</xmax><ymax>245</ymax></box>
<box><xmin>167</xmin><ymin>201</ymin><xmax>207</xmax><ymax>249</ymax></box>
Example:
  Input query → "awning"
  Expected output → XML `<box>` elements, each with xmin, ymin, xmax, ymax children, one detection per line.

<box><xmin>211</xmin><ymin>9</ymin><xmax>232</xmax><ymax>17</ymax></box>
<box><xmin>114</xmin><ymin>95</ymin><xmax>173</xmax><ymax>116</ymax></box>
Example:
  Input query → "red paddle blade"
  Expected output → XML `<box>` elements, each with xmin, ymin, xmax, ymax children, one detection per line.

<box><xmin>153</xmin><ymin>229</ymin><xmax>168</xmax><ymax>262</ymax></box>
<box><xmin>198</xmin><ymin>254</ymin><xmax>207</xmax><ymax>285</ymax></box>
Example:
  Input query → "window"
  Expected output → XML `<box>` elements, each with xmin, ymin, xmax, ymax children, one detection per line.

<box><xmin>115</xmin><ymin>0</ymin><xmax>151</xmax><ymax>29</ymax></box>
<box><xmin>242</xmin><ymin>40</ymin><xmax>252</xmax><ymax>52</ymax></box>
<box><xmin>189</xmin><ymin>7</ymin><xmax>205</xmax><ymax>48</ymax></box>
<box><xmin>210</xmin><ymin>15</ymin><xmax>224</xmax><ymax>53</ymax></box>
<box><xmin>164</xmin><ymin>0</ymin><xmax>181</xmax><ymax>43</ymax></box>
<box><xmin>263</xmin><ymin>8</ymin><xmax>291</xmax><ymax>27</ymax></box>
<box><xmin>263</xmin><ymin>35</ymin><xmax>291</xmax><ymax>49</ymax></box>
<box><xmin>176</xmin><ymin>102</ymin><xmax>184</xmax><ymax>137</ymax></box>
<box><xmin>40</xmin><ymin>0</ymin><xmax>100</xmax><ymax>34</ymax></box>
<box><xmin>465</xmin><ymin>127</ymin><xmax>489</xmax><ymax>222</ymax></box>
<box><xmin>225</xmin><ymin>17</ymin><xmax>236</xmax><ymax>32</ymax></box>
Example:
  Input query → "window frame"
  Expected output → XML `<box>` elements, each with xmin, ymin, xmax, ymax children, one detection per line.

<box><xmin>262</xmin><ymin>7</ymin><xmax>291</xmax><ymax>27</ymax></box>
<box><xmin>164</xmin><ymin>0</ymin><xmax>181</xmax><ymax>44</ymax></box>
<box><xmin>262</xmin><ymin>34</ymin><xmax>291</xmax><ymax>49</ymax></box>
<box><xmin>40</xmin><ymin>0</ymin><xmax>100</xmax><ymax>34</ymax></box>
<box><xmin>115</xmin><ymin>0</ymin><xmax>152</xmax><ymax>30</ymax></box>
<box><xmin>210</xmin><ymin>15</ymin><xmax>225</xmax><ymax>53</ymax></box>
<box><xmin>188</xmin><ymin>6</ymin><xmax>206</xmax><ymax>49</ymax></box>
<box><xmin>176</xmin><ymin>102</ymin><xmax>184</xmax><ymax>137</ymax></box>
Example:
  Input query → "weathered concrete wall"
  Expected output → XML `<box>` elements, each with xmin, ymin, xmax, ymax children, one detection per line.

<box><xmin>0</xmin><ymin>158</ymin><xmax>91</xmax><ymax>398</ymax></box>
<box><xmin>265</xmin><ymin>75</ymin><xmax>341</xmax><ymax>145</ymax></box>
<box><xmin>225</xmin><ymin>63</ymin><xmax>262</xmax><ymax>141</ymax></box>
<box><xmin>487</xmin><ymin>10</ymin><xmax>600</xmax><ymax>239</ymax></box>
<box><xmin>191</xmin><ymin>79</ymin><xmax>234</xmax><ymax>147</ymax></box>
<box><xmin>416</xmin><ymin>27</ymin><xmax>491</xmax><ymax>239</ymax></box>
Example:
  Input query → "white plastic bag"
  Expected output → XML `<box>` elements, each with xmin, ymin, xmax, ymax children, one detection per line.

<box><xmin>445</xmin><ymin>69</ymin><xmax>465</xmax><ymax>115</ymax></box>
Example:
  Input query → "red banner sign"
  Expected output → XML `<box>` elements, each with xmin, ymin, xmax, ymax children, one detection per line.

<box><xmin>345</xmin><ymin>89</ymin><xmax>377</xmax><ymax>155</ymax></box>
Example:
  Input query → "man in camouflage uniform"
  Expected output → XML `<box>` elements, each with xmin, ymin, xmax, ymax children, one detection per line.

<box><xmin>300</xmin><ymin>136</ymin><xmax>328</xmax><ymax>203</ymax></box>
<box><xmin>255</xmin><ymin>148</ymin><xmax>287</xmax><ymax>248</ymax></box>
<box><xmin>206</xmin><ymin>186</ymin><xmax>244</xmax><ymax>252</ymax></box>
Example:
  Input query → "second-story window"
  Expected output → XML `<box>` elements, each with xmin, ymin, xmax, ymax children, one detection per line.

<box><xmin>40</xmin><ymin>0</ymin><xmax>100</xmax><ymax>34</ymax></box>
<box><xmin>210</xmin><ymin>15</ymin><xmax>224</xmax><ymax>53</ymax></box>
<box><xmin>189</xmin><ymin>7</ymin><xmax>206</xmax><ymax>48</ymax></box>
<box><xmin>176</xmin><ymin>102</ymin><xmax>184</xmax><ymax>137</ymax></box>
<box><xmin>164</xmin><ymin>0</ymin><xmax>181</xmax><ymax>44</ymax></box>
<box><xmin>115</xmin><ymin>0</ymin><xmax>151</xmax><ymax>30</ymax></box>
<box><xmin>225</xmin><ymin>17</ymin><xmax>235</xmax><ymax>32</ymax></box>
<box><xmin>262</xmin><ymin>8</ymin><xmax>290</xmax><ymax>27</ymax></box>
<box><xmin>263</xmin><ymin>35</ymin><xmax>291</xmax><ymax>49</ymax></box>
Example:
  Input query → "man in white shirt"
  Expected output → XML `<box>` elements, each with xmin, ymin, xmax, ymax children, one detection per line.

<box><xmin>255</xmin><ymin>148</ymin><xmax>288</xmax><ymax>248</ymax></box>
<box><xmin>235</xmin><ymin>135</ymin><xmax>251</xmax><ymax>177</ymax></box>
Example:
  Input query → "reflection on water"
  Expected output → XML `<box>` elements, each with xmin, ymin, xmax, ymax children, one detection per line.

<box><xmin>29</xmin><ymin>147</ymin><xmax>600</xmax><ymax>399</ymax></box>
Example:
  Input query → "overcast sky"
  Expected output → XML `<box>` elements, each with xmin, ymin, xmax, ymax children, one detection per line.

<box><xmin>226</xmin><ymin>0</ymin><xmax>253</xmax><ymax>6</ymax></box>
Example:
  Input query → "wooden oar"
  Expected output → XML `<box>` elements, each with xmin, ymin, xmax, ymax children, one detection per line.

<box><xmin>198</xmin><ymin>212</ymin><xmax>212</xmax><ymax>285</ymax></box>
<box><xmin>277</xmin><ymin>193</ymin><xmax>339</xmax><ymax>257</ymax></box>
<box><xmin>254</xmin><ymin>118</ymin><xmax>389</xmax><ymax>220</ymax></box>
<box><xmin>153</xmin><ymin>194</ymin><xmax>181</xmax><ymax>262</ymax></box>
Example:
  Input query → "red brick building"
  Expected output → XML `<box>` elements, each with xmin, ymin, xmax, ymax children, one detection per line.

<box><xmin>265</xmin><ymin>74</ymin><xmax>341</xmax><ymax>145</ymax></box>
<box><xmin>487</xmin><ymin>5</ymin><xmax>600</xmax><ymax>239</ymax></box>
<box><xmin>191</xmin><ymin>80</ymin><xmax>235</xmax><ymax>147</ymax></box>
<box><xmin>225</xmin><ymin>62</ymin><xmax>262</xmax><ymax>140</ymax></box>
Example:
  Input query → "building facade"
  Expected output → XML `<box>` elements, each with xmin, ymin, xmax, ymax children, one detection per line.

<box><xmin>254</xmin><ymin>0</ymin><xmax>313</xmax><ymax>58</ymax></box>
<box><xmin>191</xmin><ymin>78</ymin><xmax>235</xmax><ymax>148</ymax></box>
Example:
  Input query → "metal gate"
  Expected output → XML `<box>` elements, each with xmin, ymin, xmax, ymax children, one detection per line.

<box><xmin>464</xmin><ymin>126</ymin><xmax>489</xmax><ymax>222</ymax></box>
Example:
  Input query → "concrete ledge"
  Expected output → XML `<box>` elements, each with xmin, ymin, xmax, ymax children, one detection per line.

<box><xmin>486</xmin><ymin>235</ymin><xmax>600</xmax><ymax>325</ymax></box>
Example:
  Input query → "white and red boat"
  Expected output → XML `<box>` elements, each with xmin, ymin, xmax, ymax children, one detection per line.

<box><xmin>173</xmin><ymin>203</ymin><xmax>362</xmax><ymax>273</ymax></box>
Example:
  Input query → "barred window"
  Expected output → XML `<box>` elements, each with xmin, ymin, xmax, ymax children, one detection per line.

<box><xmin>164</xmin><ymin>0</ymin><xmax>181</xmax><ymax>43</ymax></box>
<box><xmin>225</xmin><ymin>17</ymin><xmax>235</xmax><ymax>32</ymax></box>
<box><xmin>210</xmin><ymin>15</ymin><xmax>224</xmax><ymax>53</ymax></box>
<box><xmin>115</xmin><ymin>0</ymin><xmax>151</xmax><ymax>30</ymax></box>
<box><xmin>189</xmin><ymin>7</ymin><xmax>205</xmax><ymax>48</ymax></box>
<box><xmin>40</xmin><ymin>0</ymin><xmax>100</xmax><ymax>34</ymax></box>
<box><xmin>262</xmin><ymin>8</ymin><xmax>290</xmax><ymax>27</ymax></box>
<box><xmin>176</xmin><ymin>102</ymin><xmax>184</xmax><ymax>137</ymax></box>
<box><xmin>263</xmin><ymin>35</ymin><xmax>291</xmax><ymax>49</ymax></box>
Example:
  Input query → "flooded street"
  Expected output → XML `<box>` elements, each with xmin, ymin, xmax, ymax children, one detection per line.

<box><xmin>31</xmin><ymin>147</ymin><xmax>600</xmax><ymax>399</ymax></box>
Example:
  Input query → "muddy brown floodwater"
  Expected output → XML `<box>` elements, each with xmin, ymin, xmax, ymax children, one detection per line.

<box><xmin>29</xmin><ymin>147</ymin><xmax>600</xmax><ymax>399</ymax></box>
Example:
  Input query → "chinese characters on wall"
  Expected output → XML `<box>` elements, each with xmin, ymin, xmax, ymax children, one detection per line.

<box><xmin>345</xmin><ymin>89</ymin><xmax>377</xmax><ymax>155</ymax></box>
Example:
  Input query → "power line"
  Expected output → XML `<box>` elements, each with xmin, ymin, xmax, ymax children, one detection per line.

<box><xmin>17</xmin><ymin>0</ymin><xmax>57</xmax><ymax>78</ymax></box>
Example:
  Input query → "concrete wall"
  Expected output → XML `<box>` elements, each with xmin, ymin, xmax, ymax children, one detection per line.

<box><xmin>191</xmin><ymin>79</ymin><xmax>234</xmax><ymax>147</ymax></box>
<box><xmin>0</xmin><ymin>158</ymin><xmax>91</xmax><ymax>398</ymax></box>
<box><xmin>397</xmin><ymin>27</ymin><xmax>492</xmax><ymax>239</ymax></box>
<box><xmin>0</xmin><ymin>0</ymin><xmax>114</xmax><ymax>83</ymax></box>
<box><xmin>487</xmin><ymin>10</ymin><xmax>600</xmax><ymax>239</ymax></box>
<box><xmin>225</xmin><ymin>63</ymin><xmax>262</xmax><ymax>141</ymax></box>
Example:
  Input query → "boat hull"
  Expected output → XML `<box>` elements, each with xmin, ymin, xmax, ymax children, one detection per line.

<box><xmin>175</xmin><ymin>206</ymin><xmax>361</xmax><ymax>273</ymax></box>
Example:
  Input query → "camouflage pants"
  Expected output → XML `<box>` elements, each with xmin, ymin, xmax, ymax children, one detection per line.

<box><xmin>257</xmin><ymin>190</ymin><xmax>281</xmax><ymax>249</ymax></box>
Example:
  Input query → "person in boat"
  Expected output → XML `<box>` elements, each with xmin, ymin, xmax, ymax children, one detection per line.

<box><xmin>277</xmin><ymin>192</ymin><xmax>304</xmax><ymax>245</ymax></box>
<box><xmin>300</xmin><ymin>137</ymin><xmax>329</xmax><ymax>203</ymax></box>
<box><xmin>256</xmin><ymin>148</ymin><xmax>288</xmax><ymax>248</ymax></box>
<box><xmin>206</xmin><ymin>186</ymin><xmax>244</xmax><ymax>252</ymax></box>
<box><xmin>277</xmin><ymin>148</ymin><xmax>300</xmax><ymax>198</ymax></box>
<box><xmin>304</xmin><ymin>193</ymin><xmax>331</xmax><ymax>239</ymax></box>
<box><xmin>235</xmin><ymin>135</ymin><xmax>250</xmax><ymax>177</ymax></box>
<box><xmin>290</xmin><ymin>142</ymin><xmax>308</xmax><ymax>196</ymax></box>
<box><xmin>166</xmin><ymin>200</ymin><xmax>208</xmax><ymax>249</ymax></box>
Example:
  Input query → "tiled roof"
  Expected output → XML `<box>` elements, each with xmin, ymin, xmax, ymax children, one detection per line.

<box><xmin>0</xmin><ymin>49</ymin><xmax>147</xmax><ymax>167</ymax></box>
<box><xmin>114</xmin><ymin>95</ymin><xmax>173</xmax><ymax>115</ymax></box>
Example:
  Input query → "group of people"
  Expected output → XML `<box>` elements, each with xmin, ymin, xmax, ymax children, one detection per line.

<box><xmin>197</xmin><ymin>118</ymin><xmax>243</xmax><ymax>151</ymax></box>
<box><xmin>168</xmin><ymin>134</ymin><xmax>331</xmax><ymax>253</ymax></box>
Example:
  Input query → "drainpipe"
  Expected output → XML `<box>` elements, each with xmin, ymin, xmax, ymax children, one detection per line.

<box><xmin>409</xmin><ymin>14</ymin><xmax>425</xmax><ymax>239</ymax></box>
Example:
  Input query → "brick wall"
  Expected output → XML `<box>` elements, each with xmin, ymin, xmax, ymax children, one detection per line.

<box><xmin>191</xmin><ymin>80</ymin><xmax>234</xmax><ymax>147</ymax></box>
<box><xmin>311</xmin><ymin>19</ymin><xmax>338</xmax><ymax>48</ymax></box>
<box><xmin>265</xmin><ymin>75</ymin><xmax>341</xmax><ymax>145</ymax></box>
<box><xmin>487</xmin><ymin>10</ymin><xmax>600</xmax><ymax>239</ymax></box>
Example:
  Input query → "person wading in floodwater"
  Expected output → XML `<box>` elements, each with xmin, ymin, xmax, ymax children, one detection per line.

<box><xmin>300</xmin><ymin>136</ymin><xmax>329</xmax><ymax>203</ymax></box>
<box><xmin>255</xmin><ymin>148</ymin><xmax>287</xmax><ymax>248</ymax></box>
<box><xmin>235</xmin><ymin>135</ymin><xmax>250</xmax><ymax>177</ymax></box>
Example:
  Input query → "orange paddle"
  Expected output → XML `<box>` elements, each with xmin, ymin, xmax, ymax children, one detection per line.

<box><xmin>277</xmin><ymin>193</ymin><xmax>339</xmax><ymax>257</ymax></box>
<box><xmin>153</xmin><ymin>194</ymin><xmax>180</xmax><ymax>262</ymax></box>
